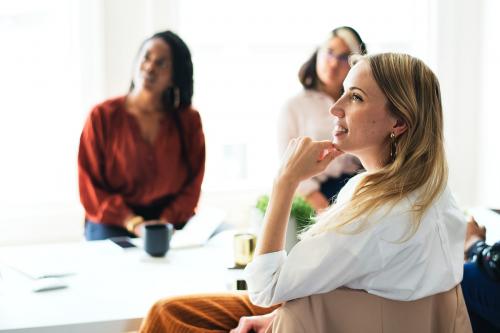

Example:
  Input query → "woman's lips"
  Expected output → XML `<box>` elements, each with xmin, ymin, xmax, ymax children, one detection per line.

<box><xmin>142</xmin><ymin>73</ymin><xmax>156</xmax><ymax>84</ymax></box>
<box><xmin>333</xmin><ymin>125</ymin><xmax>348</xmax><ymax>136</ymax></box>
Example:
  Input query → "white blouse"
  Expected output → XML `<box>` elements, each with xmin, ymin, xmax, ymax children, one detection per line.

<box><xmin>245</xmin><ymin>173</ymin><xmax>467</xmax><ymax>307</ymax></box>
<box><xmin>277</xmin><ymin>90</ymin><xmax>361</xmax><ymax>196</ymax></box>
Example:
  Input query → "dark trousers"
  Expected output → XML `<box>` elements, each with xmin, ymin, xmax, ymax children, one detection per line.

<box><xmin>84</xmin><ymin>220</ymin><xmax>136</xmax><ymax>241</ymax></box>
<box><xmin>461</xmin><ymin>262</ymin><xmax>500</xmax><ymax>332</ymax></box>
<box><xmin>320</xmin><ymin>174</ymin><xmax>354</xmax><ymax>202</ymax></box>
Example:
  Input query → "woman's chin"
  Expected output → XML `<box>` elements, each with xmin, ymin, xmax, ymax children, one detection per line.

<box><xmin>332</xmin><ymin>137</ymin><xmax>342</xmax><ymax>147</ymax></box>
<box><xmin>136</xmin><ymin>84</ymin><xmax>161</xmax><ymax>97</ymax></box>
<box><xmin>332</xmin><ymin>140</ymin><xmax>352</xmax><ymax>154</ymax></box>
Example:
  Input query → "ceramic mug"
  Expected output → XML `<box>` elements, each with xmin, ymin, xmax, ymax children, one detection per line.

<box><xmin>144</xmin><ymin>224</ymin><xmax>173</xmax><ymax>257</ymax></box>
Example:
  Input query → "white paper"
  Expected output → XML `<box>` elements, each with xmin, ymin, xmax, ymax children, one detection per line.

<box><xmin>170</xmin><ymin>206</ymin><xmax>226</xmax><ymax>249</ymax></box>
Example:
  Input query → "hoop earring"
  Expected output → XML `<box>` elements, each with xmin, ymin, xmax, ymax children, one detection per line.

<box><xmin>390</xmin><ymin>132</ymin><xmax>397</xmax><ymax>161</ymax></box>
<box><xmin>173</xmin><ymin>87</ymin><xmax>180</xmax><ymax>109</ymax></box>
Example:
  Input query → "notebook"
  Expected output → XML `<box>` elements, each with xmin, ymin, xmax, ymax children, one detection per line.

<box><xmin>170</xmin><ymin>206</ymin><xmax>226</xmax><ymax>249</ymax></box>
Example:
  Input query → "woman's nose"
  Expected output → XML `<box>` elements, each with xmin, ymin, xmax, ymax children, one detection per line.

<box><xmin>328</xmin><ymin>57</ymin><xmax>340</xmax><ymax>70</ymax></box>
<box><xmin>143</xmin><ymin>60</ymin><xmax>154</xmax><ymax>72</ymax></box>
<box><xmin>330</xmin><ymin>103</ymin><xmax>345</xmax><ymax>118</ymax></box>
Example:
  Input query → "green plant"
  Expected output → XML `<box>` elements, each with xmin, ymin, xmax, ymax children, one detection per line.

<box><xmin>255</xmin><ymin>195</ymin><xmax>316</xmax><ymax>232</ymax></box>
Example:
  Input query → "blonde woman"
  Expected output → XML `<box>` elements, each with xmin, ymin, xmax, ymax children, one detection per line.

<box><xmin>139</xmin><ymin>53</ymin><xmax>467</xmax><ymax>333</ymax></box>
<box><xmin>278</xmin><ymin>26</ymin><xmax>366</xmax><ymax>211</ymax></box>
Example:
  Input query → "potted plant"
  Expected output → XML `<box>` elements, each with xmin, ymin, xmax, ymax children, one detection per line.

<box><xmin>255</xmin><ymin>195</ymin><xmax>316</xmax><ymax>252</ymax></box>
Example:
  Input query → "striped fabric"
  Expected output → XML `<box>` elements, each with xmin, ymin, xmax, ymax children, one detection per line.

<box><xmin>139</xmin><ymin>292</ymin><xmax>279</xmax><ymax>333</ymax></box>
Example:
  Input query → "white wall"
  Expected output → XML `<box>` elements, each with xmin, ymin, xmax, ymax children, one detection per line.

<box><xmin>0</xmin><ymin>0</ymin><xmax>87</xmax><ymax>245</ymax></box>
<box><xmin>101</xmin><ymin>0</ymin><xmax>179</xmax><ymax>97</ymax></box>
<box><xmin>477</xmin><ymin>0</ymin><xmax>500</xmax><ymax>208</ymax></box>
<box><xmin>431</xmin><ymin>0</ymin><xmax>482</xmax><ymax>206</ymax></box>
<box><xmin>431</xmin><ymin>0</ymin><xmax>500</xmax><ymax>208</ymax></box>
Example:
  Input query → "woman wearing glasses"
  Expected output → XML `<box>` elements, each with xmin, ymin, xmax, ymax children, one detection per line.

<box><xmin>277</xmin><ymin>26</ymin><xmax>367</xmax><ymax>211</ymax></box>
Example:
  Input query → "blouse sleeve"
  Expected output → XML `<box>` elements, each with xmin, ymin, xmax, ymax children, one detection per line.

<box><xmin>160</xmin><ymin>111</ymin><xmax>206</xmax><ymax>224</ymax></box>
<box><xmin>78</xmin><ymin>108</ymin><xmax>133</xmax><ymax>226</ymax></box>
<box><xmin>244</xmin><ymin>225</ymin><xmax>383</xmax><ymax>307</ymax></box>
<box><xmin>277</xmin><ymin>101</ymin><xmax>320</xmax><ymax>196</ymax></box>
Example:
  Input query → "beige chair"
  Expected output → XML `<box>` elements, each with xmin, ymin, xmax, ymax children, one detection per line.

<box><xmin>268</xmin><ymin>285</ymin><xmax>472</xmax><ymax>333</ymax></box>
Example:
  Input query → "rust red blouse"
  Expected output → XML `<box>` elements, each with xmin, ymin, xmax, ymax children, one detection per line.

<box><xmin>78</xmin><ymin>96</ymin><xmax>205</xmax><ymax>228</ymax></box>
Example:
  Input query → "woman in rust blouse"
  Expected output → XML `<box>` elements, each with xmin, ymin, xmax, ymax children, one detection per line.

<box><xmin>78</xmin><ymin>31</ymin><xmax>205</xmax><ymax>240</ymax></box>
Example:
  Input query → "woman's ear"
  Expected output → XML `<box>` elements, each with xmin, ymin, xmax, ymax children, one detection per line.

<box><xmin>392</xmin><ymin>118</ymin><xmax>407</xmax><ymax>137</ymax></box>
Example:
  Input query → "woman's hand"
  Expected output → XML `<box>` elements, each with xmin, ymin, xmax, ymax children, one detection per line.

<box><xmin>133</xmin><ymin>220</ymin><xmax>168</xmax><ymax>237</ymax></box>
<box><xmin>230</xmin><ymin>310</ymin><xmax>277</xmax><ymax>333</ymax></box>
<box><xmin>256</xmin><ymin>138</ymin><xmax>342</xmax><ymax>255</ymax></box>
<box><xmin>278</xmin><ymin>137</ymin><xmax>343</xmax><ymax>185</ymax></box>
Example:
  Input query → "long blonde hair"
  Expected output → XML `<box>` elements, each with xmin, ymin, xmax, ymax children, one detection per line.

<box><xmin>302</xmin><ymin>53</ymin><xmax>448</xmax><ymax>238</ymax></box>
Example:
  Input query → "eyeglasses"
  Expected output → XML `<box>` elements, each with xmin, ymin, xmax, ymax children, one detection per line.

<box><xmin>319</xmin><ymin>48</ymin><xmax>350</xmax><ymax>64</ymax></box>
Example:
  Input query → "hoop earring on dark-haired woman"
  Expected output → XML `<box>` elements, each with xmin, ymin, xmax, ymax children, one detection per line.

<box><xmin>173</xmin><ymin>87</ymin><xmax>180</xmax><ymax>109</ymax></box>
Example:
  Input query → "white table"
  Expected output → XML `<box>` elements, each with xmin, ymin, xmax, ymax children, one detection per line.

<box><xmin>0</xmin><ymin>231</ymin><xmax>243</xmax><ymax>333</ymax></box>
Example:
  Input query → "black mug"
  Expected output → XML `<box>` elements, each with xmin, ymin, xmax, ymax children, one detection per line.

<box><xmin>144</xmin><ymin>224</ymin><xmax>173</xmax><ymax>257</ymax></box>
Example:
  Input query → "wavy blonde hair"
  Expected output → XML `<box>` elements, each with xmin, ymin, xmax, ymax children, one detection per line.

<box><xmin>302</xmin><ymin>53</ymin><xmax>448</xmax><ymax>238</ymax></box>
